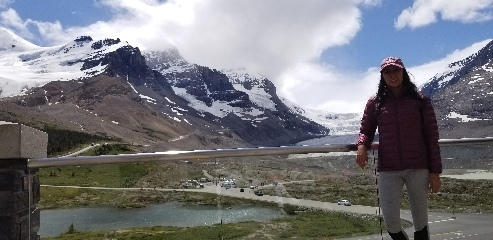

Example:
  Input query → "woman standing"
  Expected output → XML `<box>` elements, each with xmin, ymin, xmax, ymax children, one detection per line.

<box><xmin>355</xmin><ymin>57</ymin><xmax>442</xmax><ymax>240</ymax></box>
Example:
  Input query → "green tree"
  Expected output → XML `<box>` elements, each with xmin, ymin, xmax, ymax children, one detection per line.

<box><xmin>66</xmin><ymin>223</ymin><xmax>77</xmax><ymax>234</ymax></box>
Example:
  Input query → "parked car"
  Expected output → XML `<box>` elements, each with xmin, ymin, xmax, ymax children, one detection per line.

<box><xmin>337</xmin><ymin>199</ymin><xmax>351</xmax><ymax>206</ymax></box>
<box><xmin>254</xmin><ymin>190</ymin><xmax>264</xmax><ymax>196</ymax></box>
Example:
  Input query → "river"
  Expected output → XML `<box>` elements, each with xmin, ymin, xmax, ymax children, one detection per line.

<box><xmin>40</xmin><ymin>202</ymin><xmax>285</xmax><ymax>238</ymax></box>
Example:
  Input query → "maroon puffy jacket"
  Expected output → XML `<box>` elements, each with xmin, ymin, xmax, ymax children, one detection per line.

<box><xmin>356</xmin><ymin>89</ymin><xmax>442</xmax><ymax>173</ymax></box>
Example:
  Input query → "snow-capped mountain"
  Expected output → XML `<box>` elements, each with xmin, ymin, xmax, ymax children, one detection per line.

<box><xmin>142</xmin><ymin>49</ymin><xmax>330</xmax><ymax>144</ymax></box>
<box><xmin>0</xmin><ymin>29</ymin><xmax>132</xmax><ymax>97</ymax></box>
<box><xmin>144</xmin><ymin>50</ymin><xmax>271</xmax><ymax>119</ymax></box>
<box><xmin>143</xmin><ymin>49</ymin><xmax>360</xmax><ymax>135</ymax></box>
<box><xmin>421</xmin><ymin>40</ymin><xmax>493</xmax><ymax>98</ymax></box>
<box><xmin>420</xmin><ymin>39</ymin><xmax>493</xmax><ymax>138</ymax></box>
<box><xmin>0</xmin><ymin>28</ymin><xmax>329</xmax><ymax>147</ymax></box>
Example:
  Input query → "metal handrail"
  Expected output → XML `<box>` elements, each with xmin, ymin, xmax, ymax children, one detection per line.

<box><xmin>27</xmin><ymin>137</ymin><xmax>493</xmax><ymax>168</ymax></box>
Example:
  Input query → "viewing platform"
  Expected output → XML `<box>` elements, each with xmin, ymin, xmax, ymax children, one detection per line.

<box><xmin>1</xmin><ymin>121</ymin><xmax>493</xmax><ymax>239</ymax></box>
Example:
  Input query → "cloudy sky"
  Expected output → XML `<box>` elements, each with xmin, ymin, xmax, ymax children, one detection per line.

<box><xmin>1</xmin><ymin>0</ymin><xmax>492</xmax><ymax>113</ymax></box>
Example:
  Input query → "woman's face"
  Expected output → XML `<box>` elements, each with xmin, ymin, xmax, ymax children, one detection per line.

<box><xmin>381</xmin><ymin>66</ymin><xmax>404</xmax><ymax>90</ymax></box>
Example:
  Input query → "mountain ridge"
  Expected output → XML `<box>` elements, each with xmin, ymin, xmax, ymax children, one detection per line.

<box><xmin>420</xmin><ymin>39</ymin><xmax>493</xmax><ymax>139</ymax></box>
<box><xmin>0</xmin><ymin>31</ymin><xmax>330</xmax><ymax>148</ymax></box>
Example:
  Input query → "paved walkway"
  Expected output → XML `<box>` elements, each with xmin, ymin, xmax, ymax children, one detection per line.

<box><xmin>189</xmin><ymin>182</ymin><xmax>493</xmax><ymax>240</ymax></box>
<box><xmin>198</xmin><ymin>182</ymin><xmax>378</xmax><ymax>215</ymax></box>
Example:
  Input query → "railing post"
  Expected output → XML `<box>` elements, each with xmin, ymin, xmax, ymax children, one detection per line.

<box><xmin>0</xmin><ymin>121</ymin><xmax>47</xmax><ymax>240</ymax></box>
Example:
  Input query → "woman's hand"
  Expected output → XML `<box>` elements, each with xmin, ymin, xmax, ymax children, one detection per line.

<box><xmin>429</xmin><ymin>173</ymin><xmax>441</xmax><ymax>193</ymax></box>
<box><xmin>356</xmin><ymin>145</ymin><xmax>368</xmax><ymax>169</ymax></box>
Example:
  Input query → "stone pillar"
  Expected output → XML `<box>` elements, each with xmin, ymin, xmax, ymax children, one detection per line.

<box><xmin>0</xmin><ymin>121</ymin><xmax>47</xmax><ymax>240</ymax></box>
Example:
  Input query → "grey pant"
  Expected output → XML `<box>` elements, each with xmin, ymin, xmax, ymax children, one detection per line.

<box><xmin>378</xmin><ymin>169</ymin><xmax>429</xmax><ymax>233</ymax></box>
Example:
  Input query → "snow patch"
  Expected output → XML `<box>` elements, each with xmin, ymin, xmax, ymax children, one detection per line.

<box><xmin>446</xmin><ymin>111</ymin><xmax>491</xmax><ymax>122</ymax></box>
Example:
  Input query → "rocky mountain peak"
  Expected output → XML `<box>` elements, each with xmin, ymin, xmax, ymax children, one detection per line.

<box><xmin>421</xmin><ymin>39</ymin><xmax>493</xmax><ymax>98</ymax></box>
<box><xmin>75</xmin><ymin>36</ymin><xmax>93</xmax><ymax>42</ymax></box>
<box><xmin>91</xmin><ymin>38</ymin><xmax>121</xmax><ymax>50</ymax></box>
<box><xmin>419</xmin><ymin>39</ymin><xmax>493</xmax><ymax>138</ymax></box>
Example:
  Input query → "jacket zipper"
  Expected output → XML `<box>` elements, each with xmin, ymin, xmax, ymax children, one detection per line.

<box><xmin>394</xmin><ymin>97</ymin><xmax>403</xmax><ymax>169</ymax></box>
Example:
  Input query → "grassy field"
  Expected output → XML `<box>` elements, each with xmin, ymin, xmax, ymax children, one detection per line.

<box><xmin>40</xmin><ymin>163</ymin><xmax>153</xmax><ymax>187</ymax></box>
<box><xmin>39</xmin><ymin>161</ymin><xmax>156</xmax><ymax>208</ymax></box>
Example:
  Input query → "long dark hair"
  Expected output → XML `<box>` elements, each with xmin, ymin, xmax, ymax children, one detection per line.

<box><xmin>374</xmin><ymin>68</ymin><xmax>421</xmax><ymax>114</ymax></box>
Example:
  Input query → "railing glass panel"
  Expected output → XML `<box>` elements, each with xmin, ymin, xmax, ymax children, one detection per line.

<box><xmin>31</xmin><ymin>138</ymin><xmax>493</xmax><ymax>239</ymax></box>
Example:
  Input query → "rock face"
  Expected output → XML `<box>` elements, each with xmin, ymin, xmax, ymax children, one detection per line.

<box><xmin>143</xmin><ymin>49</ymin><xmax>328</xmax><ymax>146</ymax></box>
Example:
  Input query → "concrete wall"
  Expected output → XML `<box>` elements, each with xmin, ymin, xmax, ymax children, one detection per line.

<box><xmin>0</xmin><ymin>121</ymin><xmax>47</xmax><ymax>240</ymax></box>
<box><xmin>0</xmin><ymin>121</ymin><xmax>47</xmax><ymax>160</ymax></box>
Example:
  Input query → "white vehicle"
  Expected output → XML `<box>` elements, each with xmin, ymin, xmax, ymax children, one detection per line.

<box><xmin>337</xmin><ymin>199</ymin><xmax>351</xmax><ymax>206</ymax></box>
<box><xmin>221</xmin><ymin>180</ymin><xmax>236</xmax><ymax>188</ymax></box>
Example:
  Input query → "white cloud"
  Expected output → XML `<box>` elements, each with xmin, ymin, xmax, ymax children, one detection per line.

<box><xmin>395</xmin><ymin>0</ymin><xmax>493</xmax><ymax>29</ymax></box>
<box><xmin>1</xmin><ymin>8</ymin><xmax>25</xmax><ymax>30</ymax></box>
<box><xmin>0</xmin><ymin>0</ymin><xmax>12</xmax><ymax>9</ymax></box>
<box><xmin>173</xmin><ymin>0</ymin><xmax>362</xmax><ymax>77</ymax></box>
<box><xmin>278</xmin><ymin>62</ymin><xmax>379</xmax><ymax>113</ymax></box>
<box><xmin>360</xmin><ymin>0</ymin><xmax>382</xmax><ymax>6</ymax></box>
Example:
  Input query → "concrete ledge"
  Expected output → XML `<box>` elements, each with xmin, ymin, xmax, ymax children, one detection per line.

<box><xmin>0</xmin><ymin>121</ymin><xmax>47</xmax><ymax>160</ymax></box>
